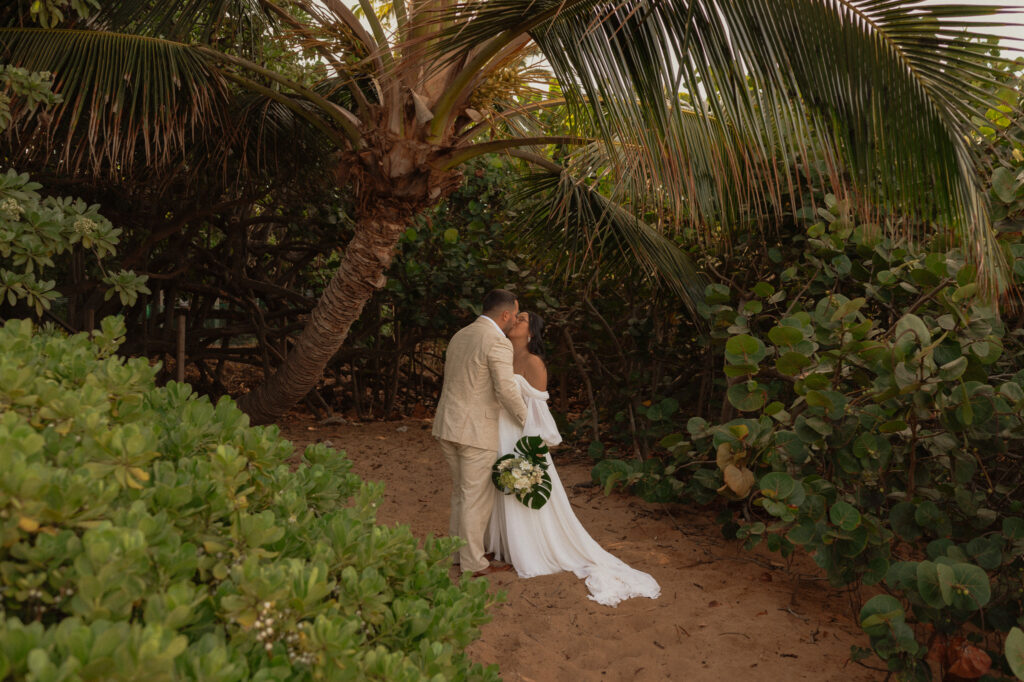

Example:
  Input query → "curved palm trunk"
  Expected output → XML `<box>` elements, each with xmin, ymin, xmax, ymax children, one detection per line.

<box><xmin>236</xmin><ymin>205</ymin><xmax>413</xmax><ymax>425</ymax></box>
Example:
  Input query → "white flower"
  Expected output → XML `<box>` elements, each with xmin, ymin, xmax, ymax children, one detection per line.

<box><xmin>73</xmin><ymin>216</ymin><xmax>97</xmax><ymax>236</ymax></box>
<box><xmin>0</xmin><ymin>197</ymin><xmax>21</xmax><ymax>221</ymax></box>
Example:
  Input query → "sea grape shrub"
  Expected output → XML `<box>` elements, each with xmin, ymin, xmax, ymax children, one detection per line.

<box><xmin>696</xmin><ymin>203</ymin><xmax>1024</xmax><ymax>679</ymax></box>
<box><xmin>594</xmin><ymin>194</ymin><xmax>1024</xmax><ymax>679</ymax></box>
<box><xmin>0</xmin><ymin>317</ymin><xmax>498</xmax><ymax>681</ymax></box>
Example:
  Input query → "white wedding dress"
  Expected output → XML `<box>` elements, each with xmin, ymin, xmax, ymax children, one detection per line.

<box><xmin>486</xmin><ymin>374</ymin><xmax>660</xmax><ymax>607</ymax></box>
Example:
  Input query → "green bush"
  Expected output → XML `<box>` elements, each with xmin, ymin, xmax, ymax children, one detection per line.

<box><xmin>0</xmin><ymin>317</ymin><xmax>498</xmax><ymax>681</ymax></box>
<box><xmin>593</xmin><ymin>189</ymin><xmax>1024</xmax><ymax>679</ymax></box>
<box><xmin>0</xmin><ymin>169</ymin><xmax>149</xmax><ymax>318</ymax></box>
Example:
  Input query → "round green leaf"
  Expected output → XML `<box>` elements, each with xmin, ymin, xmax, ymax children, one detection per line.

<box><xmin>893</xmin><ymin>313</ymin><xmax>931</xmax><ymax>359</ymax></box>
<box><xmin>1000</xmin><ymin>381</ymin><xmax>1024</xmax><ymax>403</ymax></box>
<box><xmin>786</xmin><ymin>519</ymin><xmax>817</xmax><ymax>545</ymax></box>
<box><xmin>686</xmin><ymin>417</ymin><xmax>709</xmax><ymax>438</ymax></box>
<box><xmin>837</xmin><ymin>526</ymin><xmax>869</xmax><ymax>558</ymax></box>
<box><xmin>725</xmin><ymin>334</ymin><xmax>767</xmax><ymax>364</ymax></box>
<box><xmin>1005</xmin><ymin>627</ymin><xmax>1024</xmax><ymax>680</ymax></box>
<box><xmin>768</xmin><ymin>325</ymin><xmax>804</xmax><ymax>347</ymax></box>
<box><xmin>889</xmin><ymin>502</ymin><xmax>922</xmax><ymax>541</ymax></box>
<box><xmin>852</xmin><ymin>433</ymin><xmax>879</xmax><ymax>460</ymax></box>
<box><xmin>863</xmin><ymin>557</ymin><xmax>890</xmax><ymax>586</ymax></box>
<box><xmin>992</xmin><ymin>166</ymin><xmax>1019</xmax><ymax>204</ymax></box>
<box><xmin>773</xmin><ymin>430</ymin><xmax>809</xmax><ymax>465</ymax></box>
<box><xmin>804</xmin><ymin>390</ymin><xmax>833</xmax><ymax>410</ymax></box>
<box><xmin>951</xmin><ymin>282</ymin><xmax>977</xmax><ymax>302</ymax></box>
<box><xmin>939</xmin><ymin>356</ymin><xmax>967</xmax><ymax>381</ymax></box>
<box><xmin>704</xmin><ymin>283</ymin><xmax>731</xmax><ymax>304</ymax></box>
<box><xmin>1002</xmin><ymin>517</ymin><xmax>1024</xmax><ymax>540</ymax></box>
<box><xmin>443</xmin><ymin>228</ymin><xmax>459</xmax><ymax>243</ymax></box>
<box><xmin>741</xmin><ymin>300</ymin><xmax>763</xmax><ymax>315</ymax></box>
<box><xmin>829</xmin><ymin>500</ymin><xmax>861</xmax><ymax>531</ymax></box>
<box><xmin>830</xmin><ymin>297</ymin><xmax>865</xmax><ymax>322</ymax></box>
<box><xmin>724</xmin><ymin>363</ymin><xmax>759</xmax><ymax>378</ymax></box>
<box><xmin>802</xmin><ymin>372</ymin><xmax>830</xmax><ymax>389</ymax></box>
<box><xmin>859</xmin><ymin>595</ymin><xmax>905</xmax><ymax>637</ymax></box>
<box><xmin>915</xmin><ymin>561</ymin><xmax>951</xmax><ymax>608</ymax></box>
<box><xmin>759</xmin><ymin>472</ymin><xmax>796</xmax><ymax>500</ymax></box>
<box><xmin>878</xmin><ymin>419</ymin><xmax>907</xmax><ymax>434</ymax></box>
<box><xmin>949</xmin><ymin>563</ymin><xmax>991</xmax><ymax>609</ymax></box>
<box><xmin>776</xmin><ymin>351</ymin><xmax>812</xmax><ymax>376</ymax></box>
<box><xmin>915</xmin><ymin>501</ymin><xmax>952</xmax><ymax>537</ymax></box>
<box><xmin>965</xmin><ymin>537</ymin><xmax>1002</xmax><ymax>571</ymax></box>
<box><xmin>727</xmin><ymin>382</ymin><xmax>766</xmax><ymax>412</ymax></box>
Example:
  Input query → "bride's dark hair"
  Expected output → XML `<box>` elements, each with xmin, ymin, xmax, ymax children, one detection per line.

<box><xmin>526</xmin><ymin>312</ymin><xmax>546</xmax><ymax>358</ymax></box>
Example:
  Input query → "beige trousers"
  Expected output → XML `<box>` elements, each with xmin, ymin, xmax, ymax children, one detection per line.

<box><xmin>438</xmin><ymin>438</ymin><xmax>496</xmax><ymax>573</ymax></box>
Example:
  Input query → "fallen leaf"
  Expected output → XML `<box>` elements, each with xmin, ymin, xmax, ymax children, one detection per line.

<box><xmin>947</xmin><ymin>637</ymin><xmax>991</xmax><ymax>678</ymax></box>
<box><xmin>723</xmin><ymin>464</ymin><xmax>755</xmax><ymax>496</ymax></box>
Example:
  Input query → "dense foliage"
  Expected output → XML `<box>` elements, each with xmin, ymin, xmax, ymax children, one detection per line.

<box><xmin>0</xmin><ymin>317</ymin><xmax>498</xmax><ymax>681</ymax></box>
<box><xmin>0</xmin><ymin>169</ymin><xmax>149</xmax><ymax>319</ymax></box>
<box><xmin>592</xmin><ymin>179</ymin><xmax>1024</xmax><ymax>678</ymax></box>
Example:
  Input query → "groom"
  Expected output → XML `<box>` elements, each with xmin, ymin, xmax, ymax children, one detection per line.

<box><xmin>433</xmin><ymin>289</ymin><xmax>528</xmax><ymax>576</ymax></box>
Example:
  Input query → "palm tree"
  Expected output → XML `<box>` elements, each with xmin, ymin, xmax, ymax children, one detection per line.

<box><xmin>0</xmin><ymin>0</ymin><xmax>1013</xmax><ymax>423</ymax></box>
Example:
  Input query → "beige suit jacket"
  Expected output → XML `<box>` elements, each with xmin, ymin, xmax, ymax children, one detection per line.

<box><xmin>432</xmin><ymin>316</ymin><xmax>528</xmax><ymax>451</ymax></box>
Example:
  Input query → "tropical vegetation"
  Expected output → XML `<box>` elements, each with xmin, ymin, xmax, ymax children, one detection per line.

<box><xmin>4</xmin><ymin>0</ymin><xmax>1024</xmax><ymax>679</ymax></box>
<box><xmin>0</xmin><ymin>0</ymin><xmax>1013</xmax><ymax>425</ymax></box>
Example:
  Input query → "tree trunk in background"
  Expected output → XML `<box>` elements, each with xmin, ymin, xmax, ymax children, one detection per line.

<box><xmin>236</xmin><ymin>203</ymin><xmax>414</xmax><ymax>424</ymax></box>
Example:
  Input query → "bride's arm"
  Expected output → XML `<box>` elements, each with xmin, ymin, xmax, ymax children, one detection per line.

<box><xmin>521</xmin><ymin>354</ymin><xmax>547</xmax><ymax>392</ymax></box>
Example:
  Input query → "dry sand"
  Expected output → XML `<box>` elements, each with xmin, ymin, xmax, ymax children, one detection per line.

<box><xmin>278</xmin><ymin>414</ymin><xmax>883</xmax><ymax>681</ymax></box>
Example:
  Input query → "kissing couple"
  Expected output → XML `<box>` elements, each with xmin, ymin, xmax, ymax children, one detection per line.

<box><xmin>432</xmin><ymin>289</ymin><xmax>660</xmax><ymax>606</ymax></box>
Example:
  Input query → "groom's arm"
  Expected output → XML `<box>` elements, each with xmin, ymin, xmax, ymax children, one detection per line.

<box><xmin>487</xmin><ymin>337</ymin><xmax>528</xmax><ymax>426</ymax></box>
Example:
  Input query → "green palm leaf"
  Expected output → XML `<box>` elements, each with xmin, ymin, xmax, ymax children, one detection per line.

<box><xmin>434</xmin><ymin>0</ymin><xmax>1016</xmax><ymax>287</ymax></box>
<box><xmin>1</xmin><ymin>28</ymin><xmax>228</xmax><ymax>176</ymax></box>
<box><xmin>93</xmin><ymin>0</ymin><xmax>277</xmax><ymax>49</ymax></box>
<box><xmin>230</xmin><ymin>93</ymin><xmax>335</xmax><ymax>180</ymax></box>
<box><xmin>510</xmin><ymin>157</ymin><xmax>706</xmax><ymax>321</ymax></box>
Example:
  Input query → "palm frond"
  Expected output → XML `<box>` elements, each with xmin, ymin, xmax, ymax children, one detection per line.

<box><xmin>92</xmin><ymin>0</ymin><xmax>277</xmax><ymax>52</ymax></box>
<box><xmin>509</xmin><ymin>155</ymin><xmax>706</xmax><ymax>323</ymax></box>
<box><xmin>230</xmin><ymin>92</ymin><xmax>335</xmax><ymax>182</ymax></box>
<box><xmin>1</xmin><ymin>28</ymin><xmax>229</xmax><ymax>177</ymax></box>
<box><xmin>435</xmin><ymin>0</ymin><xmax>1018</xmax><ymax>289</ymax></box>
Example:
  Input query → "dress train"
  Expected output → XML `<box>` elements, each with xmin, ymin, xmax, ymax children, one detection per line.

<box><xmin>486</xmin><ymin>375</ymin><xmax>660</xmax><ymax>607</ymax></box>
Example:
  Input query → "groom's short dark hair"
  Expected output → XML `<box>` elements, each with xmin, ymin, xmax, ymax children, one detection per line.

<box><xmin>482</xmin><ymin>289</ymin><xmax>517</xmax><ymax>315</ymax></box>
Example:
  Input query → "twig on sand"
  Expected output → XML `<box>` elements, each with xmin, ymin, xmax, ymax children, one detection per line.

<box><xmin>720</xmin><ymin>632</ymin><xmax>751</xmax><ymax>639</ymax></box>
<box><xmin>780</xmin><ymin>607</ymin><xmax>810</xmax><ymax>622</ymax></box>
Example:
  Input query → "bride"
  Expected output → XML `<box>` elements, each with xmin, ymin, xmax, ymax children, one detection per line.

<box><xmin>485</xmin><ymin>311</ymin><xmax>661</xmax><ymax>607</ymax></box>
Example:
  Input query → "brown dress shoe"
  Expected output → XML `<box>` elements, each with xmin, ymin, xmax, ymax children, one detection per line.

<box><xmin>472</xmin><ymin>563</ymin><xmax>513</xmax><ymax>578</ymax></box>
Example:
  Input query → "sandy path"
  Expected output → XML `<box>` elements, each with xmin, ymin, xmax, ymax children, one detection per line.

<box><xmin>278</xmin><ymin>415</ymin><xmax>881</xmax><ymax>681</ymax></box>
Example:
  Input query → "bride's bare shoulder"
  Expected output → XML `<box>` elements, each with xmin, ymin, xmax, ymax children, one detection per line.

<box><xmin>522</xmin><ymin>354</ymin><xmax>547</xmax><ymax>391</ymax></box>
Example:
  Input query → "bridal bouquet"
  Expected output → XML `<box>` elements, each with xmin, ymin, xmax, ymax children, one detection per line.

<box><xmin>491</xmin><ymin>435</ymin><xmax>553</xmax><ymax>509</ymax></box>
